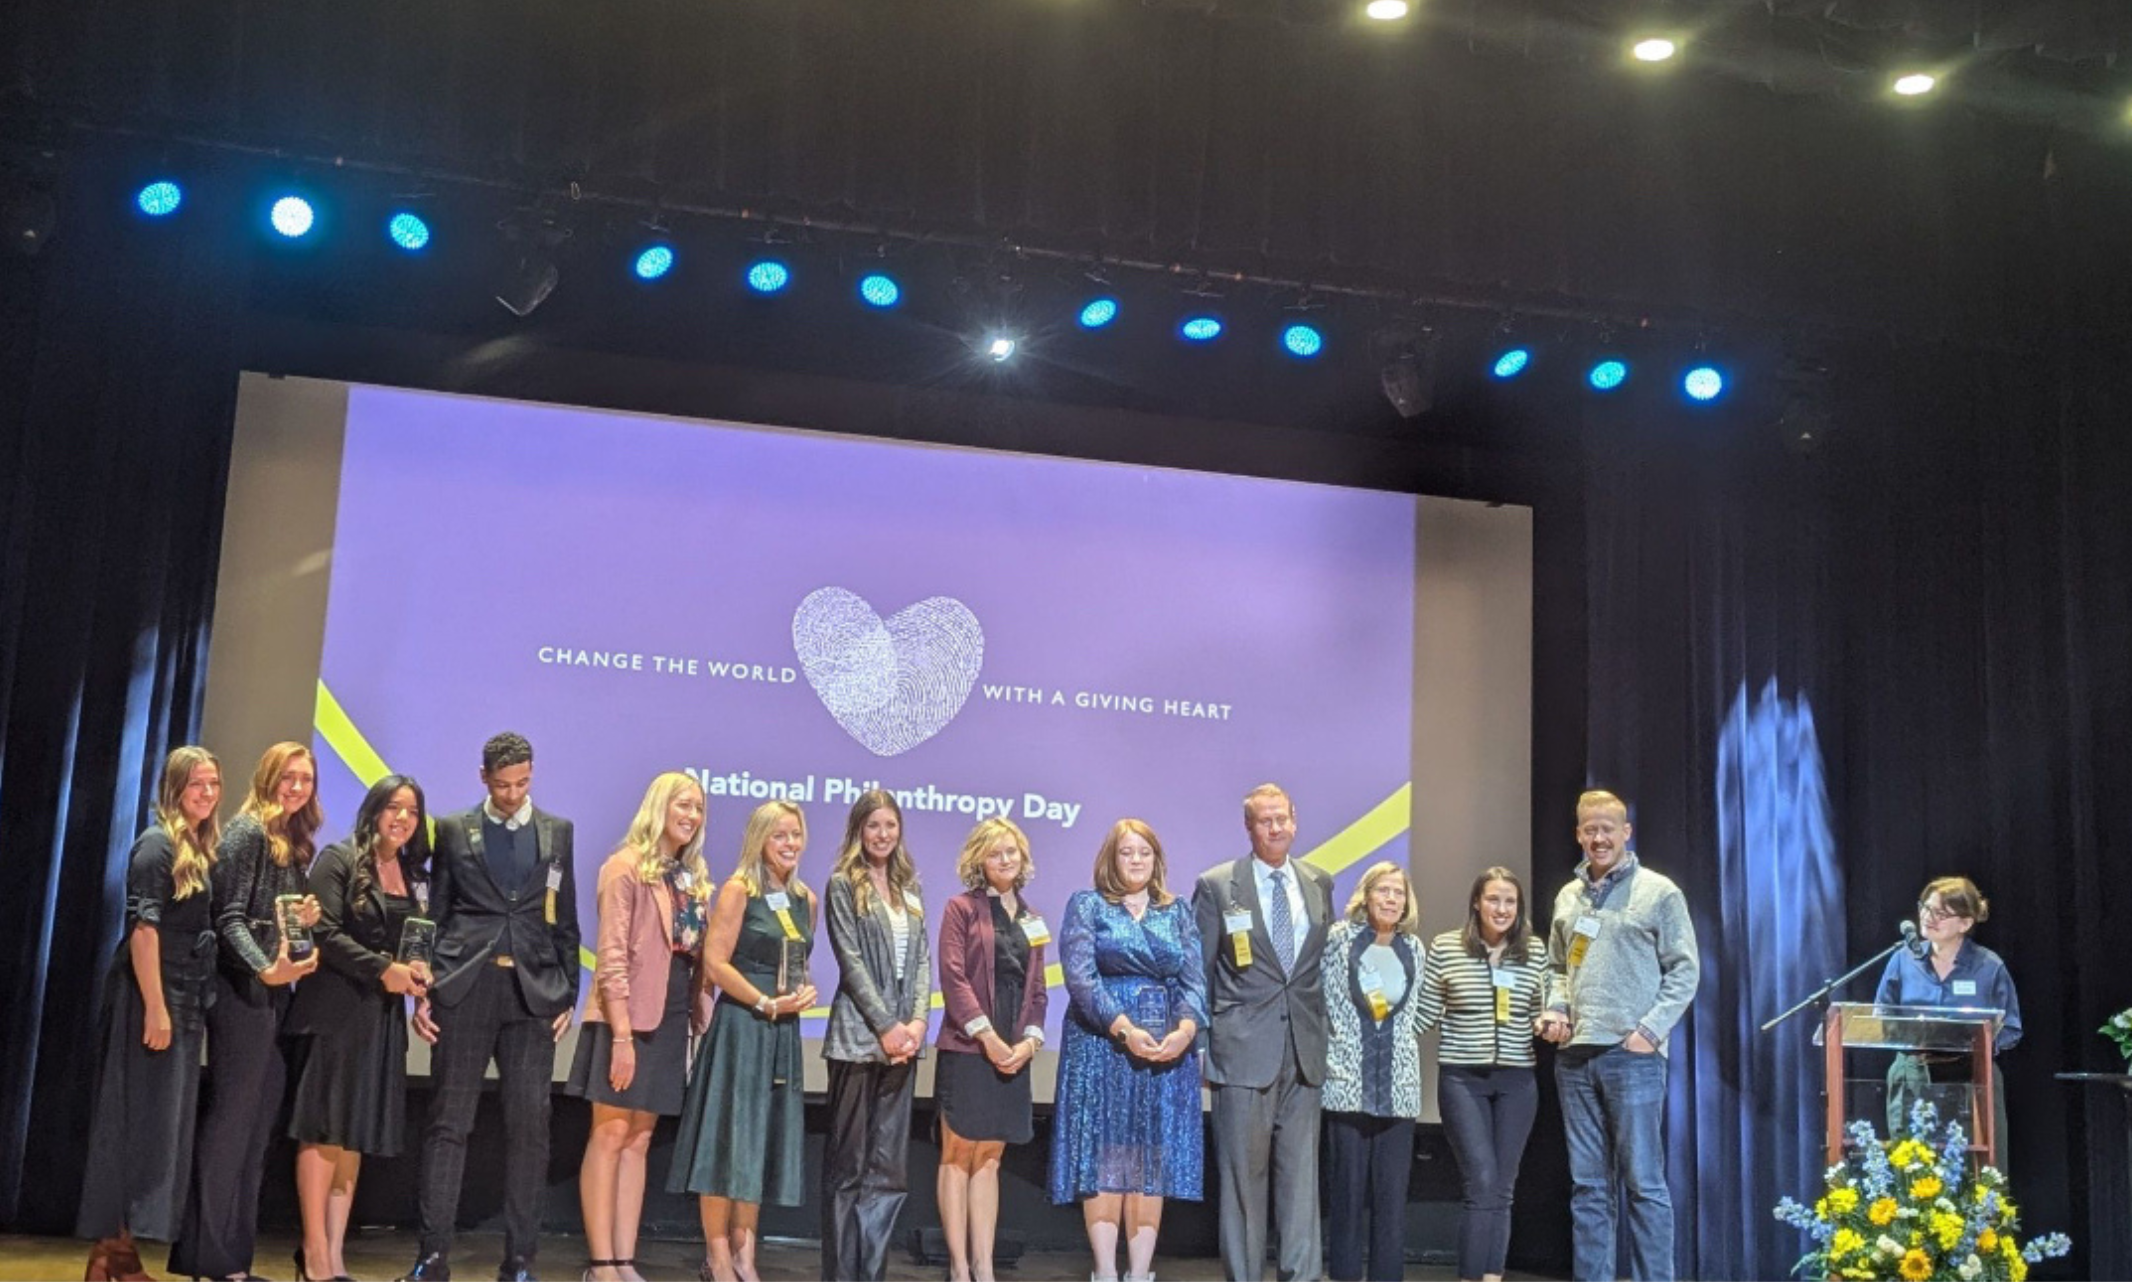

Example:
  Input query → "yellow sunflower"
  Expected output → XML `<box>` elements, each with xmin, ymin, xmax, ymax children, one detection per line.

<box><xmin>1869</xmin><ymin>1197</ymin><xmax>1900</xmax><ymax>1226</ymax></box>
<box><xmin>1899</xmin><ymin>1247</ymin><xmax>1933</xmax><ymax>1280</ymax></box>
<box><xmin>1909</xmin><ymin>1176</ymin><xmax>1944</xmax><ymax>1201</ymax></box>
<box><xmin>1977</xmin><ymin>1229</ymin><xmax>1999</xmax><ymax>1253</ymax></box>
<box><xmin>1829</xmin><ymin>1187</ymin><xmax>1861</xmax><ymax>1215</ymax></box>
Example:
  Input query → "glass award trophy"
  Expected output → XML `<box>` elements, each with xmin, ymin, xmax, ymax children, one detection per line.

<box><xmin>1135</xmin><ymin>985</ymin><xmax>1175</xmax><ymax>1037</ymax></box>
<box><xmin>275</xmin><ymin>893</ymin><xmax>314</xmax><ymax>959</ymax></box>
<box><xmin>775</xmin><ymin>938</ymin><xmax>811</xmax><ymax>998</ymax></box>
<box><xmin>396</xmin><ymin>916</ymin><xmax>437</xmax><ymax>967</ymax></box>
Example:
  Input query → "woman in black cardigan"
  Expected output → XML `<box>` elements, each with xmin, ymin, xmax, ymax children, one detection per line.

<box><xmin>170</xmin><ymin>741</ymin><xmax>323</xmax><ymax>1282</ymax></box>
<box><xmin>285</xmin><ymin>775</ymin><xmax>432</xmax><ymax>1282</ymax></box>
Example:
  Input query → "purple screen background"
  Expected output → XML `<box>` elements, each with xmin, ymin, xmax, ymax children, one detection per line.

<box><xmin>312</xmin><ymin>385</ymin><xmax>1417</xmax><ymax>1038</ymax></box>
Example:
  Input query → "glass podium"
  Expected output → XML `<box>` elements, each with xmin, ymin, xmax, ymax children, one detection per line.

<box><xmin>1818</xmin><ymin>1002</ymin><xmax>2003</xmax><ymax>1167</ymax></box>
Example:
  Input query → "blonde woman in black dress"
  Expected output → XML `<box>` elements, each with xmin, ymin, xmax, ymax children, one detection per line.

<box><xmin>78</xmin><ymin>746</ymin><xmax>223</xmax><ymax>1282</ymax></box>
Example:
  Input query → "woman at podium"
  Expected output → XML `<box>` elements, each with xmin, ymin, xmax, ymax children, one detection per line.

<box><xmin>1874</xmin><ymin>876</ymin><xmax>2022</xmax><ymax>1159</ymax></box>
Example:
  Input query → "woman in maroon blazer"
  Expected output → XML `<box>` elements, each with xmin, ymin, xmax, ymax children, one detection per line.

<box><xmin>565</xmin><ymin>772</ymin><xmax>714</xmax><ymax>1282</ymax></box>
<box><xmin>934</xmin><ymin>818</ymin><xmax>1050</xmax><ymax>1282</ymax></box>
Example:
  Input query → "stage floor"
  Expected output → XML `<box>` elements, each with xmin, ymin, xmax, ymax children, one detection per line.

<box><xmin>1</xmin><ymin>1230</ymin><xmax>1551</xmax><ymax>1280</ymax></box>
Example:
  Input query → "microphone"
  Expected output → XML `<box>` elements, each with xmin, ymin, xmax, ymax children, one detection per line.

<box><xmin>1898</xmin><ymin>920</ymin><xmax>1930</xmax><ymax>960</ymax></box>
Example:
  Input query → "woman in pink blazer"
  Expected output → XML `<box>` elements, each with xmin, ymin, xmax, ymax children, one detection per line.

<box><xmin>565</xmin><ymin>772</ymin><xmax>714</xmax><ymax>1282</ymax></box>
<box><xmin>934</xmin><ymin>818</ymin><xmax>1051</xmax><ymax>1282</ymax></box>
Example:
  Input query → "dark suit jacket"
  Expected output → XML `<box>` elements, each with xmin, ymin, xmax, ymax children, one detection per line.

<box><xmin>935</xmin><ymin>889</ymin><xmax>1049</xmax><ymax>1055</ymax></box>
<box><xmin>1192</xmin><ymin>855</ymin><xmax>1335</xmax><ymax>1088</ymax></box>
<box><xmin>427</xmin><ymin>804</ymin><xmax>580</xmax><ymax>1017</ymax></box>
<box><xmin>285</xmin><ymin>840</ymin><xmax>426</xmax><ymax>1036</ymax></box>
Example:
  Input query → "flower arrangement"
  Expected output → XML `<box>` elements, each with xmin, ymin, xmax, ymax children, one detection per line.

<box><xmin>1774</xmin><ymin>1100</ymin><xmax>2070</xmax><ymax>1280</ymax></box>
<box><xmin>2101</xmin><ymin>1008</ymin><xmax>2132</xmax><ymax>1062</ymax></box>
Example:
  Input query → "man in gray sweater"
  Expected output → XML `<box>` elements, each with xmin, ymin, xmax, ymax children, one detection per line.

<box><xmin>1535</xmin><ymin>789</ymin><xmax>1700</xmax><ymax>1282</ymax></box>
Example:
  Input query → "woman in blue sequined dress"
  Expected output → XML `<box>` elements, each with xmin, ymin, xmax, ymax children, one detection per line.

<box><xmin>1049</xmin><ymin>818</ymin><xmax>1206</xmax><ymax>1282</ymax></box>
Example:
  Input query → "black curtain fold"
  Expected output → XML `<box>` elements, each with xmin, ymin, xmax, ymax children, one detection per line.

<box><xmin>0</xmin><ymin>161</ymin><xmax>244</xmax><ymax>1230</ymax></box>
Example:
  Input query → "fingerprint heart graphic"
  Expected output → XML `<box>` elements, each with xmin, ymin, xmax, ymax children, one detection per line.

<box><xmin>791</xmin><ymin>587</ymin><xmax>986</xmax><ymax>757</ymax></box>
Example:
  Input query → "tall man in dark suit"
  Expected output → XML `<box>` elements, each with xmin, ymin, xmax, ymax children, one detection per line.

<box><xmin>1193</xmin><ymin>783</ymin><xmax>1334</xmax><ymax>1282</ymax></box>
<box><xmin>398</xmin><ymin>733</ymin><xmax>579</xmax><ymax>1282</ymax></box>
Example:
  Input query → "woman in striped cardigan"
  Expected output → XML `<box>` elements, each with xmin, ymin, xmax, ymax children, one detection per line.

<box><xmin>1416</xmin><ymin>866</ymin><xmax>1549</xmax><ymax>1282</ymax></box>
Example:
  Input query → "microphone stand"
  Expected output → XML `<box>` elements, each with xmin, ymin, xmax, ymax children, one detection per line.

<box><xmin>1760</xmin><ymin>939</ymin><xmax>1905</xmax><ymax>1035</ymax></box>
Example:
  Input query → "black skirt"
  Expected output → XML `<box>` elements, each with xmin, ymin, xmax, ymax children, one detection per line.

<box><xmin>935</xmin><ymin>1047</ymin><xmax>1034</xmax><ymax>1145</ymax></box>
<box><xmin>565</xmin><ymin>951</ymin><xmax>694</xmax><ymax>1116</ymax></box>
<box><xmin>76</xmin><ymin>964</ymin><xmax>209</xmax><ymax>1240</ymax></box>
<box><xmin>285</xmin><ymin>987</ymin><xmax>410</xmax><ymax>1155</ymax></box>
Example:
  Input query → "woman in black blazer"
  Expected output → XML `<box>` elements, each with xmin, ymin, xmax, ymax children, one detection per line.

<box><xmin>285</xmin><ymin>775</ymin><xmax>432</xmax><ymax>1282</ymax></box>
<box><xmin>171</xmin><ymin>741</ymin><xmax>323</xmax><ymax>1282</ymax></box>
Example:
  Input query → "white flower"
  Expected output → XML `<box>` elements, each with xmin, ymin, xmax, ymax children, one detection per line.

<box><xmin>1958</xmin><ymin>1253</ymin><xmax>1982</xmax><ymax>1280</ymax></box>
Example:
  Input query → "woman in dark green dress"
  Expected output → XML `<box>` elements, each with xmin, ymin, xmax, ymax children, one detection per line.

<box><xmin>668</xmin><ymin>800</ymin><xmax>817</xmax><ymax>1282</ymax></box>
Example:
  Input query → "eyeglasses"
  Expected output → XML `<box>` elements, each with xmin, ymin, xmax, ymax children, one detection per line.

<box><xmin>1917</xmin><ymin>902</ymin><xmax>1962</xmax><ymax>924</ymax></box>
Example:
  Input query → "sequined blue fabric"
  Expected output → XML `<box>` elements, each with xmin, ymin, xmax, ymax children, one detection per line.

<box><xmin>1048</xmin><ymin>889</ymin><xmax>1208</xmax><ymax>1202</ymax></box>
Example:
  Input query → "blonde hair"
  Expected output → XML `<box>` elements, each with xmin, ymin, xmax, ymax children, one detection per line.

<box><xmin>241</xmin><ymin>741</ymin><xmax>323</xmax><ymax>868</ymax></box>
<box><xmin>1093</xmin><ymin>818</ymin><xmax>1172</xmax><ymax>906</ymax></box>
<box><xmin>832</xmin><ymin>790</ymin><xmax>921</xmax><ymax>917</ymax></box>
<box><xmin>1575</xmin><ymin>789</ymin><xmax>1629</xmax><ymax>823</ymax></box>
<box><xmin>1342</xmin><ymin>860</ymin><xmax>1420</xmax><ymax>935</ymax></box>
<box><xmin>733</xmin><ymin>800</ymin><xmax>810</xmax><ymax>901</ymax></box>
<box><xmin>1241</xmin><ymin>782</ymin><xmax>1294</xmax><ymax>825</ymax></box>
<box><xmin>622</xmin><ymin>772</ymin><xmax>710</xmax><ymax>899</ymax></box>
<box><xmin>957</xmin><ymin>818</ymin><xmax>1034</xmax><ymax>891</ymax></box>
<box><xmin>158</xmin><ymin>746</ymin><xmax>222</xmax><ymax>900</ymax></box>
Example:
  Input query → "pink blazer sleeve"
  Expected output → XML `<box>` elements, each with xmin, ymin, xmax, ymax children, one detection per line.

<box><xmin>591</xmin><ymin>854</ymin><xmax>638</xmax><ymax>1024</ymax></box>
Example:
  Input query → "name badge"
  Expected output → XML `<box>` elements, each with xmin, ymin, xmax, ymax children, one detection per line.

<box><xmin>1224</xmin><ymin>910</ymin><xmax>1254</xmax><ymax>968</ymax></box>
<box><xmin>1359</xmin><ymin>965</ymin><xmax>1390</xmax><ymax>1021</ymax></box>
<box><xmin>1567</xmin><ymin>914</ymin><xmax>1602</xmax><ymax>969</ymax></box>
<box><xmin>765</xmin><ymin>891</ymin><xmax>791</xmax><ymax>912</ymax></box>
<box><xmin>1020</xmin><ymin>916</ymin><xmax>1052</xmax><ymax>947</ymax></box>
<box><xmin>544</xmin><ymin>865</ymin><xmax>563</xmax><ymax>925</ymax></box>
<box><xmin>1951</xmin><ymin>979</ymin><xmax>1977</xmax><ymax>997</ymax></box>
<box><xmin>1492</xmin><ymin>969</ymin><xmax>1516</xmax><ymax>1023</ymax></box>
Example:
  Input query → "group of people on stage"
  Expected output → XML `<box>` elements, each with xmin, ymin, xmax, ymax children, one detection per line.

<box><xmin>73</xmin><ymin>734</ymin><xmax>2020</xmax><ymax>1282</ymax></box>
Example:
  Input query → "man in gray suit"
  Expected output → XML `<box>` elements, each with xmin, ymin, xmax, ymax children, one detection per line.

<box><xmin>1193</xmin><ymin>783</ymin><xmax>1334</xmax><ymax>1282</ymax></box>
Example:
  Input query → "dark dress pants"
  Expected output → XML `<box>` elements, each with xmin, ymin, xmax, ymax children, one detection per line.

<box><xmin>417</xmin><ymin>963</ymin><xmax>557</xmax><ymax>1264</ymax></box>
<box><xmin>168</xmin><ymin>978</ymin><xmax>289</xmax><ymax>1280</ymax></box>
<box><xmin>1324</xmin><ymin>1112</ymin><xmax>1414</xmax><ymax>1282</ymax></box>
<box><xmin>1437</xmin><ymin>1065</ymin><xmax>1539</xmax><ymax>1281</ymax></box>
<box><xmin>821</xmin><ymin>1057</ymin><xmax>917</xmax><ymax>1282</ymax></box>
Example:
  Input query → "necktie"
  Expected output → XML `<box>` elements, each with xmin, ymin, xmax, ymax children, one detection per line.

<box><xmin>1268</xmin><ymin>868</ymin><xmax>1296</xmax><ymax>971</ymax></box>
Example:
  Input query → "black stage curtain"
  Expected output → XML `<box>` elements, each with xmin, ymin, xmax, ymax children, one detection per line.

<box><xmin>0</xmin><ymin>163</ymin><xmax>245</xmax><ymax>1229</ymax></box>
<box><xmin>1578</xmin><ymin>345</ymin><xmax>2132</xmax><ymax>1279</ymax></box>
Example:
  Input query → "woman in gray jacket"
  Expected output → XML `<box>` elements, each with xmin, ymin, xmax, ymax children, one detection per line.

<box><xmin>1321</xmin><ymin>860</ymin><xmax>1429</xmax><ymax>1282</ymax></box>
<box><xmin>821</xmin><ymin>789</ymin><xmax>932</xmax><ymax>1282</ymax></box>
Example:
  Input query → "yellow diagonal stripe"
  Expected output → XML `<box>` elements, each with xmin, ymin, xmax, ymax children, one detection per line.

<box><xmin>315</xmin><ymin>680</ymin><xmax>392</xmax><ymax>789</ymax></box>
<box><xmin>1301</xmin><ymin>782</ymin><xmax>1413</xmax><ymax>876</ymax></box>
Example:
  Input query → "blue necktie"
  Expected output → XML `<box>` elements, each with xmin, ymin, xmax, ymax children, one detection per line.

<box><xmin>1268</xmin><ymin>869</ymin><xmax>1296</xmax><ymax>971</ymax></box>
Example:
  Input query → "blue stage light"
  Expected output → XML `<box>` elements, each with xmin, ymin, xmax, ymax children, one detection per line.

<box><xmin>1683</xmin><ymin>365</ymin><xmax>1725</xmax><ymax>402</ymax></box>
<box><xmin>634</xmin><ymin>244</ymin><xmax>675</xmax><ymax>280</ymax></box>
<box><xmin>746</xmin><ymin>260</ymin><xmax>791</xmax><ymax>294</ymax></box>
<box><xmin>270</xmin><ymin>196</ymin><xmax>316</xmax><ymax>239</ymax></box>
<box><xmin>1588</xmin><ymin>359</ymin><xmax>1628</xmax><ymax>391</ymax></box>
<box><xmin>1079</xmin><ymin>297</ymin><xmax>1119</xmax><ymax>329</ymax></box>
<box><xmin>1180</xmin><ymin>316</ymin><xmax>1223</xmax><ymax>342</ymax></box>
<box><xmin>1492</xmin><ymin>347</ymin><xmax>1532</xmax><ymax>379</ymax></box>
<box><xmin>859</xmin><ymin>273</ymin><xmax>901</xmax><ymax>307</ymax></box>
<box><xmin>1281</xmin><ymin>324</ymin><xmax>1324</xmax><ymax>358</ymax></box>
<box><xmin>387</xmin><ymin>212</ymin><xmax>431</xmax><ymax>251</ymax></box>
<box><xmin>136</xmin><ymin>181</ymin><xmax>182</xmax><ymax>218</ymax></box>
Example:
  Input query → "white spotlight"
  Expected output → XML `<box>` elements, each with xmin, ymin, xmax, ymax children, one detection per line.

<box><xmin>1364</xmin><ymin>0</ymin><xmax>1409</xmax><ymax>20</ymax></box>
<box><xmin>986</xmin><ymin>336</ymin><xmax>1017</xmax><ymax>363</ymax></box>
<box><xmin>1631</xmin><ymin>37</ymin><xmax>1678</xmax><ymax>62</ymax></box>
<box><xmin>1893</xmin><ymin>72</ymin><xmax>1937</xmax><ymax>96</ymax></box>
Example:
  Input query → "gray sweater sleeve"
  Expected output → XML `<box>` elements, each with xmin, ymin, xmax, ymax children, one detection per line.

<box><xmin>1639</xmin><ymin>885</ymin><xmax>1700</xmax><ymax>1042</ymax></box>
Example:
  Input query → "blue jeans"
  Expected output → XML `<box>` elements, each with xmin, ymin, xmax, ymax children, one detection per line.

<box><xmin>1556</xmin><ymin>1044</ymin><xmax>1673</xmax><ymax>1282</ymax></box>
<box><xmin>1437</xmin><ymin>1065</ymin><xmax>1538</xmax><ymax>1280</ymax></box>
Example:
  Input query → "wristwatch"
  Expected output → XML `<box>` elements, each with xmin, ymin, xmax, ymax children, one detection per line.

<box><xmin>756</xmin><ymin>994</ymin><xmax>773</xmax><ymax>1017</ymax></box>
